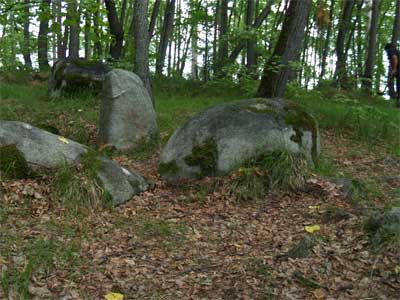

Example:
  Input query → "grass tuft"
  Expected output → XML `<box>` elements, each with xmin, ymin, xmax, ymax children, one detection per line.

<box><xmin>228</xmin><ymin>150</ymin><xmax>309</xmax><ymax>201</ymax></box>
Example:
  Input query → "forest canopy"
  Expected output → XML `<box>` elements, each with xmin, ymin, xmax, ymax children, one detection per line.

<box><xmin>0</xmin><ymin>0</ymin><xmax>398</xmax><ymax>97</ymax></box>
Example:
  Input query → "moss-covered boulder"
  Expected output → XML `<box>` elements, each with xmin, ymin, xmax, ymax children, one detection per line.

<box><xmin>48</xmin><ymin>58</ymin><xmax>111</xmax><ymax>99</ymax></box>
<box><xmin>0</xmin><ymin>121</ymin><xmax>149</xmax><ymax>205</ymax></box>
<box><xmin>159</xmin><ymin>98</ymin><xmax>320</xmax><ymax>182</ymax></box>
<box><xmin>0</xmin><ymin>144</ymin><xmax>30</xmax><ymax>179</ymax></box>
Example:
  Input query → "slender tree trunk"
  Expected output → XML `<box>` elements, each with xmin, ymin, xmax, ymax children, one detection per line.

<box><xmin>56</xmin><ymin>0</ymin><xmax>64</xmax><ymax>59</ymax></box>
<box><xmin>389</xmin><ymin>0</ymin><xmax>400</xmax><ymax>98</ymax></box>
<box><xmin>204</xmin><ymin>2</ymin><xmax>210</xmax><ymax>82</ymax></box>
<box><xmin>93</xmin><ymin>0</ymin><xmax>103</xmax><ymax>58</ymax></box>
<box><xmin>156</xmin><ymin>0</ymin><xmax>176</xmax><ymax>75</ymax></box>
<box><xmin>212</xmin><ymin>0</ymin><xmax>220</xmax><ymax>77</ymax></box>
<box><xmin>38</xmin><ymin>0</ymin><xmax>51</xmax><ymax>71</ymax></box>
<box><xmin>216</xmin><ymin>0</ymin><xmax>229</xmax><ymax>77</ymax></box>
<box><xmin>191</xmin><ymin>26</ymin><xmax>198</xmax><ymax>80</ymax></box>
<box><xmin>334</xmin><ymin>0</ymin><xmax>355</xmax><ymax>89</ymax></box>
<box><xmin>246</xmin><ymin>0</ymin><xmax>257</xmax><ymax>76</ymax></box>
<box><xmin>149</xmin><ymin>0</ymin><xmax>161</xmax><ymax>39</ymax></box>
<box><xmin>120</xmin><ymin>0</ymin><xmax>128</xmax><ymax>28</ymax></box>
<box><xmin>227</xmin><ymin>0</ymin><xmax>274</xmax><ymax>65</ymax></box>
<box><xmin>257</xmin><ymin>0</ymin><xmax>312</xmax><ymax>97</ymax></box>
<box><xmin>10</xmin><ymin>12</ymin><xmax>16</xmax><ymax>69</ymax></box>
<box><xmin>104</xmin><ymin>0</ymin><xmax>124</xmax><ymax>60</ymax></box>
<box><xmin>134</xmin><ymin>0</ymin><xmax>154</xmax><ymax>106</ymax></box>
<box><xmin>84</xmin><ymin>7</ymin><xmax>91</xmax><ymax>59</ymax></box>
<box><xmin>362</xmin><ymin>0</ymin><xmax>379</xmax><ymax>93</ymax></box>
<box><xmin>320</xmin><ymin>0</ymin><xmax>335</xmax><ymax>79</ymax></box>
<box><xmin>23</xmin><ymin>0</ymin><xmax>32</xmax><ymax>69</ymax></box>
<box><xmin>68</xmin><ymin>0</ymin><xmax>80</xmax><ymax>58</ymax></box>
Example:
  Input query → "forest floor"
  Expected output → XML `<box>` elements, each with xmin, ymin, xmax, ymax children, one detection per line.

<box><xmin>0</xmin><ymin>78</ymin><xmax>399</xmax><ymax>300</ymax></box>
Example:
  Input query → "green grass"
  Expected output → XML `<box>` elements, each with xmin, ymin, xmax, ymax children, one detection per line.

<box><xmin>136</xmin><ymin>216</ymin><xmax>188</xmax><ymax>249</ymax></box>
<box><xmin>228</xmin><ymin>150</ymin><xmax>310</xmax><ymax>201</ymax></box>
<box><xmin>285</xmin><ymin>83</ymin><xmax>400</xmax><ymax>154</ymax></box>
<box><xmin>0</xmin><ymin>238</ymin><xmax>81</xmax><ymax>300</ymax></box>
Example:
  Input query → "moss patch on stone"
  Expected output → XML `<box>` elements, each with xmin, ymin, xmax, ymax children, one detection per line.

<box><xmin>184</xmin><ymin>138</ymin><xmax>218</xmax><ymax>178</ymax></box>
<box><xmin>159</xmin><ymin>160</ymin><xmax>179</xmax><ymax>177</ymax></box>
<box><xmin>0</xmin><ymin>144</ymin><xmax>30</xmax><ymax>179</ymax></box>
<box><xmin>284</xmin><ymin>106</ymin><xmax>319</xmax><ymax>162</ymax></box>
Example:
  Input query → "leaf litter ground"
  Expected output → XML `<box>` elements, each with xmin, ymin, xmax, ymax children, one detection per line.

<box><xmin>0</xmin><ymin>131</ymin><xmax>399</xmax><ymax>300</ymax></box>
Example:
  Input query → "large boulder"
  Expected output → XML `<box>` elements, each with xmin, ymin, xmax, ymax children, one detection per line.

<box><xmin>99</xmin><ymin>69</ymin><xmax>157</xmax><ymax>150</ymax></box>
<box><xmin>0</xmin><ymin>121</ymin><xmax>148</xmax><ymax>205</ymax></box>
<box><xmin>159</xmin><ymin>98</ymin><xmax>320</xmax><ymax>182</ymax></box>
<box><xmin>48</xmin><ymin>58</ymin><xmax>111</xmax><ymax>99</ymax></box>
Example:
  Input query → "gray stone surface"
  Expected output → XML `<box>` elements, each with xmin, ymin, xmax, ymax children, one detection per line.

<box><xmin>99</xmin><ymin>69</ymin><xmax>157</xmax><ymax>150</ymax></box>
<box><xmin>160</xmin><ymin>98</ymin><xmax>320</xmax><ymax>182</ymax></box>
<box><xmin>48</xmin><ymin>58</ymin><xmax>110</xmax><ymax>99</ymax></box>
<box><xmin>0</xmin><ymin>120</ymin><xmax>86</xmax><ymax>168</ymax></box>
<box><xmin>0</xmin><ymin>121</ymin><xmax>148</xmax><ymax>205</ymax></box>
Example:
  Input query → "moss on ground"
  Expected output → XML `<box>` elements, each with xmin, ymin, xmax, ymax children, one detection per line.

<box><xmin>158</xmin><ymin>160</ymin><xmax>179</xmax><ymax>177</ymax></box>
<box><xmin>0</xmin><ymin>145</ymin><xmax>30</xmax><ymax>179</ymax></box>
<box><xmin>184</xmin><ymin>138</ymin><xmax>218</xmax><ymax>178</ymax></box>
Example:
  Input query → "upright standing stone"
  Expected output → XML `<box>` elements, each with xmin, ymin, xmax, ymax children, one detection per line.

<box><xmin>99</xmin><ymin>69</ymin><xmax>157</xmax><ymax>150</ymax></box>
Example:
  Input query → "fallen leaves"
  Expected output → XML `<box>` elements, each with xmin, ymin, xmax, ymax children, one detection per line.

<box><xmin>305</xmin><ymin>225</ymin><xmax>321</xmax><ymax>233</ymax></box>
<box><xmin>58</xmin><ymin>136</ymin><xmax>70</xmax><ymax>144</ymax></box>
<box><xmin>104</xmin><ymin>292</ymin><xmax>124</xmax><ymax>300</ymax></box>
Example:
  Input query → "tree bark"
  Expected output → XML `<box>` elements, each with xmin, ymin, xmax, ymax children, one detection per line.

<box><xmin>149</xmin><ymin>0</ymin><xmax>161</xmax><ymax>39</ymax></box>
<box><xmin>334</xmin><ymin>0</ymin><xmax>355</xmax><ymax>89</ymax></box>
<box><xmin>38</xmin><ymin>0</ymin><xmax>51</xmax><ymax>71</ymax></box>
<box><xmin>257</xmin><ymin>0</ymin><xmax>312</xmax><ymax>98</ymax></box>
<box><xmin>362</xmin><ymin>0</ymin><xmax>379</xmax><ymax>93</ymax></box>
<box><xmin>319</xmin><ymin>0</ymin><xmax>335</xmax><ymax>79</ymax></box>
<box><xmin>389</xmin><ymin>0</ymin><xmax>400</xmax><ymax>98</ymax></box>
<box><xmin>68</xmin><ymin>0</ymin><xmax>80</xmax><ymax>58</ymax></box>
<box><xmin>156</xmin><ymin>0</ymin><xmax>176</xmax><ymax>75</ymax></box>
<box><xmin>246</xmin><ymin>0</ymin><xmax>257</xmax><ymax>75</ymax></box>
<box><xmin>84</xmin><ymin>7</ymin><xmax>91</xmax><ymax>59</ymax></box>
<box><xmin>93</xmin><ymin>0</ymin><xmax>103</xmax><ymax>58</ymax></box>
<box><xmin>134</xmin><ymin>0</ymin><xmax>154</xmax><ymax>106</ymax></box>
<box><xmin>226</xmin><ymin>0</ymin><xmax>274</xmax><ymax>65</ymax></box>
<box><xmin>216</xmin><ymin>0</ymin><xmax>229</xmax><ymax>77</ymax></box>
<box><xmin>23</xmin><ymin>0</ymin><xmax>32</xmax><ymax>69</ymax></box>
<box><xmin>104</xmin><ymin>0</ymin><xmax>124</xmax><ymax>60</ymax></box>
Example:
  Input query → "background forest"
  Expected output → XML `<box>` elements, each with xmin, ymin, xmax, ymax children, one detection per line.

<box><xmin>0</xmin><ymin>0</ymin><xmax>398</xmax><ymax>96</ymax></box>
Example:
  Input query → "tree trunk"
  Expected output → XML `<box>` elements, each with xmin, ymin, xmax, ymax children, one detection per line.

<box><xmin>216</xmin><ymin>0</ymin><xmax>228</xmax><ymax>77</ymax></box>
<box><xmin>191</xmin><ymin>24</ymin><xmax>198</xmax><ymax>80</ymax></box>
<box><xmin>23</xmin><ymin>0</ymin><xmax>32</xmax><ymax>69</ymax></box>
<box><xmin>389</xmin><ymin>0</ymin><xmax>400</xmax><ymax>98</ymax></box>
<box><xmin>257</xmin><ymin>0</ymin><xmax>312</xmax><ymax>98</ymax></box>
<box><xmin>134</xmin><ymin>0</ymin><xmax>154</xmax><ymax>106</ymax></box>
<box><xmin>104</xmin><ymin>0</ymin><xmax>124</xmax><ymax>60</ymax></box>
<box><xmin>156</xmin><ymin>0</ymin><xmax>176</xmax><ymax>76</ymax></box>
<box><xmin>227</xmin><ymin>0</ymin><xmax>274</xmax><ymax>65</ymax></box>
<box><xmin>38</xmin><ymin>0</ymin><xmax>51</xmax><ymax>71</ymax></box>
<box><xmin>84</xmin><ymin>7</ymin><xmax>91</xmax><ymax>59</ymax></box>
<box><xmin>319</xmin><ymin>0</ymin><xmax>335</xmax><ymax>79</ymax></box>
<box><xmin>149</xmin><ymin>0</ymin><xmax>161</xmax><ymax>39</ymax></box>
<box><xmin>362</xmin><ymin>0</ymin><xmax>379</xmax><ymax>93</ymax></box>
<box><xmin>212</xmin><ymin>0</ymin><xmax>220</xmax><ymax>77</ymax></box>
<box><xmin>246</xmin><ymin>0</ymin><xmax>257</xmax><ymax>75</ymax></box>
<box><xmin>68</xmin><ymin>0</ymin><xmax>80</xmax><ymax>58</ymax></box>
<box><xmin>334</xmin><ymin>0</ymin><xmax>355</xmax><ymax>89</ymax></box>
<box><xmin>93</xmin><ymin>0</ymin><xmax>103</xmax><ymax>58</ymax></box>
